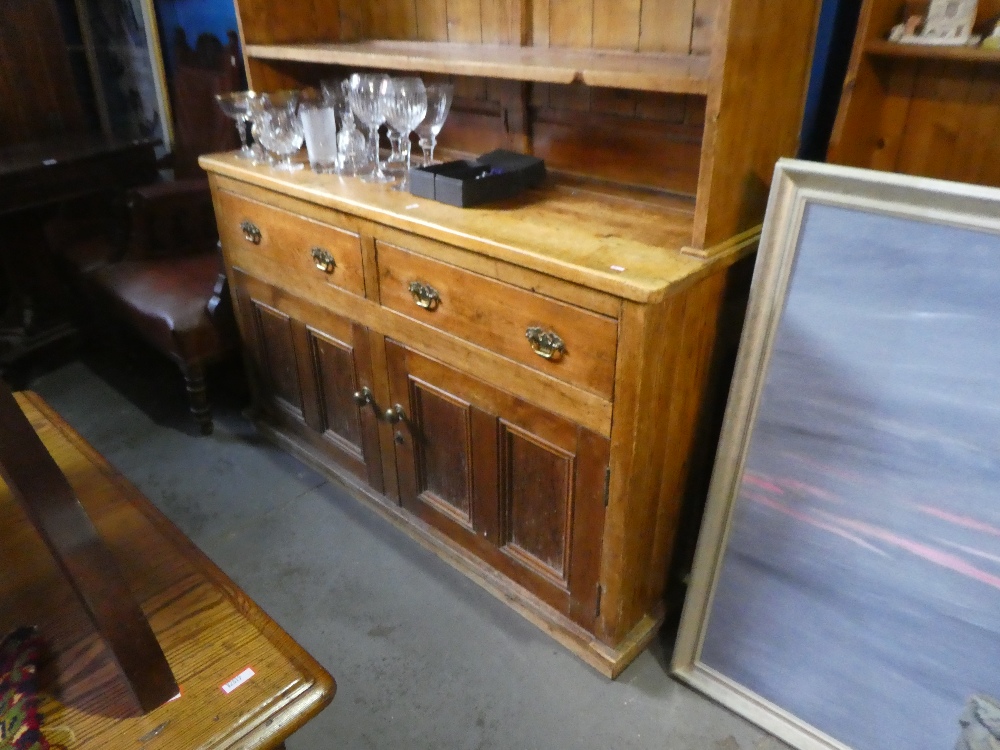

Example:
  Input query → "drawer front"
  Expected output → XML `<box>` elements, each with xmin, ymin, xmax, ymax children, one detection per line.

<box><xmin>215</xmin><ymin>189</ymin><xmax>365</xmax><ymax>298</ymax></box>
<box><xmin>377</xmin><ymin>240</ymin><xmax>618</xmax><ymax>399</ymax></box>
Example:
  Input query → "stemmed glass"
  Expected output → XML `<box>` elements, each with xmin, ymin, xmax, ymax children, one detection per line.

<box><xmin>384</xmin><ymin>77</ymin><xmax>427</xmax><ymax>190</ymax></box>
<box><xmin>347</xmin><ymin>73</ymin><xmax>394</xmax><ymax>183</ymax></box>
<box><xmin>215</xmin><ymin>90</ymin><xmax>259</xmax><ymax>160</ymax></box>
<box><xmin>321</xmin><ymin>78</ymin><xmax>366</xmax><ymax>176</ymax></box>
<box><xmin>250</xmin><ymin>91</ymin><xmax>304</xmax><ymax>172</ymax></box>
<box><xmin>415</xmin><ymin>83</ymin><xmax>454</xmax><ymax>166</ymax></box>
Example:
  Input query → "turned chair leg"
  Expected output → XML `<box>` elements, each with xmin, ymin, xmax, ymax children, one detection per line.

<box><xmin>181</xmin><ymin>363</ymin><xmax>213</xmax><ymax>435</ymax></box>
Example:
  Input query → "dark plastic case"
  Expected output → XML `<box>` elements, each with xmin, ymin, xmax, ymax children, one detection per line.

<box><xmin>408</xmin><ymin>149</ymin><xmax>545</xmax><ymax>207</ymax></box>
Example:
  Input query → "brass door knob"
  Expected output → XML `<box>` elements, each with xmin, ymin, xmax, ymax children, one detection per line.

<box><xmin>384</xmin><ymin>404</ymin><xmax>406</xmax><ymax>424</ymax></box>
<box><xmin>312</xmin><ymin>247</ymin><xmax>336</xmax><ymax>274</ymax></box>
<box><xmin>240</xmin><ymin>220</ymin><xmax>262</xmax><ymax>245</ymax></box>
<box><xmin>352</xmin><ymin>387</ymin><xmax>374</xmax><ymax>407</ymax></box>
<box><xmin>407</xmin><ymin>281</ymin><xmax>440</xmax><ymax>310</ymax></box>
<box><xmin>525</xmin><ymin>326</ymin><xmax>565</xmax><ymax>360</ymax></box>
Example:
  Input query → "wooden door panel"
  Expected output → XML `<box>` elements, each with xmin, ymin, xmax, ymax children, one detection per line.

<box><xmin>233</xmin><ymin>270</ymin><xmax>383</xmax><ymax>491</ymax></box>
<box><xmin>308</xmin><ymin>329</ymin><xmax>363</xmax><ymax>450</ymax></box>
<box><xmin>297</xmin><ymin>318</ymin><xmax>384</xmax><ymax>492</ymax></box>
<box><xmin>249</xmin><ymin>299</ymin><xmax>305</xmax><ymax>420</ymax></box>
<box><xmin>386</xmin><ymin>339</ymin><xmax>609</xmax><ymax>628</ymax></box>
<box><xmin>501</xmin><ymin>423</ymin><xmax>574</xmax><ymax>584</ymax></box>
<box><xmin>408</xmin><ymin>381</ymin><xmax>475</xmax><ymax>526</ymax></box>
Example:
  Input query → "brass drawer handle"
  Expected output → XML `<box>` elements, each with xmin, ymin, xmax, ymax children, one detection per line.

<box><xmin>526</xmin><ymin>326</ymin><xmax>565</xmax><ymax>360</ymax></box>
<box><xmin>408</xmin><ymin>281</ymin><xmax>440</xmax><ymax>310</ymax></box>
<box><xmin>352</xmin><ymin>387</ymin><xmax>373</xmax><ymax>407</ymax></box>
<box><xmin>312</xmin><ymin>247</ymin><xmax>336</xmax><ymax>274</ymax></box>
<box><xmin>240</xmin><ymin>220</ymin><xmax>261</xmax><ymax>245</ymax></box>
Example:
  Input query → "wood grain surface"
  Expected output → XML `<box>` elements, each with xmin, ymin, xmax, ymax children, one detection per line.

<box><xmin>202</xmin><ymin>158</ymin><xmax>746</xmax><ymax>304</ymax></box>
<box><xmin>0</xmin><ymin>392</ymin><xmax>334</xmax><ymax>749</ymax></box>
<box><xmin>829</xmin><ymin>0</ymin><xmax>1000</xmax><ymax>188</ymax></box>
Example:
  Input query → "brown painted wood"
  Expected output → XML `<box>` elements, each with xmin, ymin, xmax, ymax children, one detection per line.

<box><xmin>376</xmin><ymin>240</ymin><xmax>619</xmax><ymax>399</ymax></box>
<box><xmin>386</xmin><ymin>340</ymin><xmax>609</xmax><ymax>629</ymax></box>
<box><xmin>598</xmin><ymin>265</ymin><xmax>738</xmax><ymax>644</ymax></box>
<box><xmin>693</xmin><ymin>0</ymin><xmax>822</xmax><ymax>248</ymax></box>
<box><xmin>204</xmin><ymin>0</ymin><xmax>820</xmax><ymax>676</ymax></box>
<box><xmin>830</xmin><ymin>0</ymin><xmax>1000</xmax><ymax>189</ymax></box>
<box><xmin>234</xmin><ymin>270</ymin><xmax>384</xmax><ymax>489</ymax></box>
<box><xmin>205</xmin><ymin>157</ymin><xmax>754</xmax><ymax>673</ymax></box>
<box><xmin>0</xmin><ymin>0</ymin><xmax>85</xmax><ymax>147</ymax></box>
<box><xmin>244</xmin><ymin>42</ymin><xmax>712</xmax><ymax>94</ymax></box>
<box><xmin>1</xmin><ymin>391</ymin><xmax>334</xmax><ymax>747</ymax></box>
<box><xmin>214</xmin><ymin>188</ymin><xmax>366</xmax><ymax>299</ymax></box>
<box><xmin>205</xmin><ymin>162</ymin><xmax>705</xmax><ymax>304</ymax></box>
<box><xmin>0</xmin><ymin>382</ymin><xmax>177</xmax><ymax>713</ymax></box>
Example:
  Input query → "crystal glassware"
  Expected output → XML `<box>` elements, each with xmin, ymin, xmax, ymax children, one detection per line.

<box><xmin>321</xmin><ymin>79</ymin><xmax>361</xmax><ymax>175</ymax></box>
<box><xmin>347</xmin><ymin>73</ymin><xmax>394</xmax><ymax>183</ymax></box>
<box><xmin>250</xmin><ymin>91</ymin><xmax>304</xmax><ymax>172</ymax></box>
<box><xmin>298</xmin><ymin>91</ymin><xmax>339</xmax><ymax>173</ymax></box>
<box><xmin>384</xmin><ymin>77</ymin><xmax>428</xmax><ymax>190</ymax></box>
<box><xmin>215</xmin><ymin>90</ymin><xmax>259</xmax><ymax>160</ymax></box>
<box><xmin>415</xmin><ymin>83</ymin><xmax>454</xmax><ymax>166</ymax></box>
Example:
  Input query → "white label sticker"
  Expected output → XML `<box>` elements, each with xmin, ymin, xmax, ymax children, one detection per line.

<box><xmin>42</xmin><ymin>158</ymin><xmax>58</xmax><ymax>166</ymax></box>
<box><xmin>405</xmin><ymin>203</ymin><xmax>420</xmax><ymax>209</ymax></box>
<box><xmin>221</xmin><ymin>667</ymin><xmax>255</xmax><ymax>694</ymax></box>
<box><xmin>610</xmin><ymin>265</ymin><xmax>626</xmax><ymax>272</ymax></box>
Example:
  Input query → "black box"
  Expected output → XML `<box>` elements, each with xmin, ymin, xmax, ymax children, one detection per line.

<box><xmin>408</xmin><ymin>149</ymin><xmax>545</xmax><ymax>208</ymax></box>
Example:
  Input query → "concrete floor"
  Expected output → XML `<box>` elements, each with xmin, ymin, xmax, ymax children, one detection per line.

<box><xmin>29</xmin><ymin>353</ymin><xmax>787</xmax><ymax>750</ymax></box>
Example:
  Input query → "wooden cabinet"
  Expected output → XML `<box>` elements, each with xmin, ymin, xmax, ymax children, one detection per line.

<box><xmin>386</xmin><ymin>339</ymin><xmax>608</xmax><ymax>629</ymax></box>
<box><xmin>203</xmin><ymin>0</ymin><xmax>822</xmax><ymax>677</ymax></box>
<box><xmin>233</xmin><ymin>270</ymin><xmax>384</xmax><ymax>491</ymax></box>
<box><xmin>829</xmin><ymin>0</ymin><xmax>1000</xmax><ymax>185</ymax></box>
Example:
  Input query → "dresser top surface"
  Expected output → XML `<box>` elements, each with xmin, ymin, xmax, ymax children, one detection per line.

<box><xmin>201</xmin><ymin>152</ymin><xmax>751</xmax><ymax>302</ymax></box>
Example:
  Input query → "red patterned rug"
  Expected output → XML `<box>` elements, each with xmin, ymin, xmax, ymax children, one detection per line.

<box><xmin>0</xmin><ymin>627</ymin><xmax>48</xmax><ymax>750</ymax></box>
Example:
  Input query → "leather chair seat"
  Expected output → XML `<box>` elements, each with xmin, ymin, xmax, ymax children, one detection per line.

<box><xmin>89</xmin><ymin>253</ymin><xmax>228</xmax><ymax>366</ymax></box>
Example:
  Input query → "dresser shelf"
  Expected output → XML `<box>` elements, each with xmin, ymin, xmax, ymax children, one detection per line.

<box><xmin>865</xmin><ymin>38</ymin><xmax>1000</xmax><ymax>63</ymax></box>
<box><xmin>245</xmin><ymin>40</ymin><xmax>712</xmax><ymax>95</ymax></box>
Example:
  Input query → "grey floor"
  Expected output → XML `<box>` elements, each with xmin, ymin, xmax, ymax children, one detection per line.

<box><xmin>29</xmin><ymin>355</ymin><xmax>787</xmax><ymax>750</ymax></box>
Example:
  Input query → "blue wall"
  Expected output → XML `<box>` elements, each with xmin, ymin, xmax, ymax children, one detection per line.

<box><xmin>155</xmin><ymin>0</ymin><xmax>240</xmax><ymax>75</ymax></box>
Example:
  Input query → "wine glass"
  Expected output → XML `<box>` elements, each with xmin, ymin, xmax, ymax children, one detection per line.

<box><xmin>384</xmin><ymin>77</ymin><xmax>427</xmax><ymax>189</ymax></box>
<box><xmin>347</xmin><ymin>73</ymin><xmax>394</xmax><ymax>183</ymax></box>
<box><xmin>415</xmin><ymin>83</ymin><xmax>454</xmax><ymax>166</ymax></box>
<box><xmin>250</xmin><ymin>91</ymin><xmax>304</xmax><ymax>172</ymax></box>
<box><xmin>215</xmin><ymin>90</ymin><xmax>259</xmax><ymax>160</ymax></box>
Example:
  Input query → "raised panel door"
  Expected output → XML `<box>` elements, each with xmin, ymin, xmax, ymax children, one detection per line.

<box><xmin>232</xmin><ymin>270</ymin><xmax>383</xmax><ymax>490</ymax></box>
<box><xmin>385</xmin><ymin>339</ymin><xmax>609</xmax><ymax>628</ymax></box>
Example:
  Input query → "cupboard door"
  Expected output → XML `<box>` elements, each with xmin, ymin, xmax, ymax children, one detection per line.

<box><xmin>385</xmin><ymin>339</ymin><xmax>609</xmax><ymax>628</ymax></box>
<box><xmin>233</xmin><ymin>270</ymin><xmax>383</xmax><ymax>491</ymax></box>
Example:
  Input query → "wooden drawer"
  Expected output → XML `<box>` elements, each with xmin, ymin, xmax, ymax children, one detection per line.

<box><xmin>377</xmin><ymin>240</ymin><xmax>618</xmax><ymax>399</ymax></box>
<box><xmin>215</xmin><ymin>189</ymin><xmax>365</xmax><ymax>298</ymax></box>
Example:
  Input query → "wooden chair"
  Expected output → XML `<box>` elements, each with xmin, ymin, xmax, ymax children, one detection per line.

<box><xmin>0</xmin><ymin>378</ymin><xmax>178</xmax><ymax>713</ymax></box>
<box><xmin>84</xmin><ymin>183</ymin><xmax>237</xmax><ymax>434</ymax></box>
<box><xmin>49</xmin><ymin>31</ymin><xmax>243</xmax><ymax>434</ymax></box>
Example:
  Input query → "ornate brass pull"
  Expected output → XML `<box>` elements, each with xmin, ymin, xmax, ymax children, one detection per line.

<box><xmin>408</xmin><ymin>281</ymin><xmax>440</xmax><ymax>311</ymax></box>
<box><xmin>525</xmin><ymin>326</ymin><xmax>565</xmax><ymax>360</ymax></box>
<box><xmin>384</xmin><ymin>404</ymin><xmax>406</xmax><ymax>424</ymax></box>
<box><xmin>312</xmin><ymin>247</ymin><xmax>336</xmax><ymax>274</ymax></box>
<box><xmin>353</xmin><ymin>387</ymin><xmax>374</xmax><ymax>407</ymax></box>
<box><xmin>240</xmin><ymin>220</ymin><xmax>261</xmax><ymax>245</ymax></box>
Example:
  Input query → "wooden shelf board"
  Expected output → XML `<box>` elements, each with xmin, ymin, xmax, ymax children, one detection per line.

<box><xmin>245</xmin><ymin>40</ymin><xmax>711</xmax><ymax>95</ymax></box>
<box><xmin>866</xmin><ymin>38</ymin><xmax>1000</xmax><ymax>63</ymax></box>
<box><xmin>198</xmin><ymin>151</ymin><xmax>750</xmax><ymax>303</ymax></box>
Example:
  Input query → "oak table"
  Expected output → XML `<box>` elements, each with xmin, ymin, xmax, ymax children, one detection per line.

<box><xmin>0</xmin><ymin>391</ymin><xmax>335</xmax><ymax>749</ymax></box>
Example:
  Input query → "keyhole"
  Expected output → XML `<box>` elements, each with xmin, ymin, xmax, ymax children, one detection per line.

<box><xmin>394</xmin><ymin>431</ymin><xmax>404</xmax><ymax>444</ymax></box>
